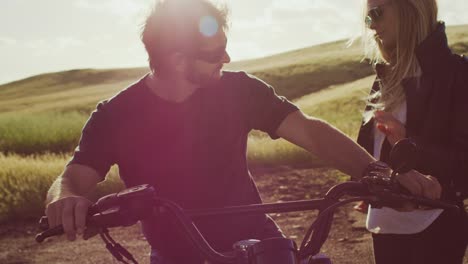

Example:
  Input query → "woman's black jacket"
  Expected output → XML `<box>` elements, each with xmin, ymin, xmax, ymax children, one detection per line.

<box><xmin>357</xmin><ymin>23</ymin><xmax>468</xmax><ymax>204</ymax></box>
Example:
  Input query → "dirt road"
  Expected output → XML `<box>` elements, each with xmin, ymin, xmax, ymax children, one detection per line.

<box><xmin>1</xmin><ymin>167</ymin><xmax>465</xmax><ymax>264</ymax></box>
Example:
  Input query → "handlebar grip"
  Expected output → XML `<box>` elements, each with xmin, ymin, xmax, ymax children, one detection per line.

<box><xmin>36</xmin><ymin>225</ymin><xmax>64</xmax><ymax>243</ymax></box>
<box><xmin>37</xmin><ymin>202</ymin><xmax>99</xmax><ymax>242</ymax></box>
<box><xmin>410</xmin><ymin>196</ymin><xmax>461</xmax><ymax>213</ymax></box>
<box><xmin>39</xmin><ymin>216</ymin><xmax>50</xmax><ymax>230</ymax></box>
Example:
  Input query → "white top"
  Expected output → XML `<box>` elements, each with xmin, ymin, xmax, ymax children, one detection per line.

<box><xmin>366</xmin><ymin>101</ymin><xmax>443</xmax><ymax>234</ymax></box>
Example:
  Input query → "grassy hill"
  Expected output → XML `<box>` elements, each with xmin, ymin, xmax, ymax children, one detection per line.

<box><xmin>0</xmin><ymin>68</ymin><xmax>147</xmax><ymax>113</ymax></box>
<box><xmin>1</xmin><ymin>24</ymin><xmax>467</xmax><ymax>115</ymax></box>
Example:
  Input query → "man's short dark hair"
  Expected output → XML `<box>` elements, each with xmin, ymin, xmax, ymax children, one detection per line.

<box><xmin>141</xmin><ymin>0</ymin><xmax>229</xmax><ymax>73</ymax></box>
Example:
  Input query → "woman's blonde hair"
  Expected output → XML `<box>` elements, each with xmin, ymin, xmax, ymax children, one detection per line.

<box><xmin>362</xmin><ymin>0</ymin><xmax>438</xmax><ymax>112</ymax></box>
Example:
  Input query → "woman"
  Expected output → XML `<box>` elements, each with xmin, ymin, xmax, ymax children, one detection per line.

<box><xmin>356</xmin><ymin>0</ymin><xmax>468</xmax><ymax>263</ymax></box>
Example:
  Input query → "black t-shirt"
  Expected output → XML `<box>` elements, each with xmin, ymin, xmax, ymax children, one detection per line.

<box><xmin>69</xmin><ymin>71</ymin><xmax>298</xmax><ymax>261</ymax></box>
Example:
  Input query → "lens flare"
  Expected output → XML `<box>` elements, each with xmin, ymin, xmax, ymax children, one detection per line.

<box><xmin>199</xmin><ymin>16</ymin><xmax>218</xmax><ymax>37</ymax></box>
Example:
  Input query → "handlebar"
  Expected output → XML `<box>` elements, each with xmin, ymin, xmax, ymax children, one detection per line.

<box><xmin>36</xmin><ymin>179</ymin><xmax>462</xmax><ymax>263</ymax></box>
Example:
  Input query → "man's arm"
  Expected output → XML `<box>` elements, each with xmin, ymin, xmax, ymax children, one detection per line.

<box><xmin>45</xmin><ymin>164</ymin><xmax>101</xmax><ymax>241</ymax></box>
<box><xmin>276</xmin><ymin>110</ymin><xmax>374</xmax><ymax>179</ymax></box>
<box><xmin>276</xmin><ymin>110</ymin><xmax>441</xmax><ymax>199</ymax></box>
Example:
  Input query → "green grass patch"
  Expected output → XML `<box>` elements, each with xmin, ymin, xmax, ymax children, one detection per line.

<box><xmin>0</xmin><ymin>153</ymin><xmax>67</xmax><ymax>222</ymax></box>
<box><xmin>301</xmin><ymin>92</ymin><xmax>367</xmax><ymax>138</ymax></box>
<box><xmin>248</xmin><ymin>137</ymin><xmax>317</xmax><ymax>167</ymax></box>
<box><xmin>0</xmin><ymin>153</ymin><xmax>124</xmax><ymax>223</ymax></box>
<box><xmin>0</xmin><ymin>111</ymin><xmax>88</xmax><ymax>154</ymax></box>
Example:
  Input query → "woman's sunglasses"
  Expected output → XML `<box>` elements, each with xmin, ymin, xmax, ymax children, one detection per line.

<box><xmin>365</xmin><ymin>5</ymin><xmax>385</xmax><ymax>27</ymax></box>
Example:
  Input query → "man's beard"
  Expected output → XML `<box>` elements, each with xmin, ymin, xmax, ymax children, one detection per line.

<box><xmin>185</xmin><ymin>65</ymin><xmax>222</xmax><ymax>86</ymax></box>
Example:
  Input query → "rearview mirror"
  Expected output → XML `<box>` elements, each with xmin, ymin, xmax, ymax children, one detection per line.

<box><xmin>388</xmin><ymin>138</ymin><xmax>417</xmax><ymax>174</ymax></box>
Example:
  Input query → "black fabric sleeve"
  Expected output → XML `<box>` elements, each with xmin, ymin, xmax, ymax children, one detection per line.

<box><xmin>243</xmin><ymin>72</ymin><xmax>299</xmax><ymax>139</ymax></box>
<box><xmin>413</xmin><ymin>61</ymin><xmax>468</xmax><ymax>197</ymax></box>
<box><xmin>67</xmin><ymin>101</ymin><xmax>116</xmax><ymax>180</ymax></box>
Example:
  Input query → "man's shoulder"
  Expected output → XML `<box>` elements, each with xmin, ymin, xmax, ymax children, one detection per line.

<box><xmin>95</xmin><ymin>75</ymin><xmax>148</xmax><ymax>113</ymax></box>
<box><xmin>221</xmin><ymin>70</ymin><xmax>271</xmax><ymax>89</ymax></box>
<box><xmin>221</xmin><ymin>70</ymin><xmax>250</xmax><ymax>82</ymax></box>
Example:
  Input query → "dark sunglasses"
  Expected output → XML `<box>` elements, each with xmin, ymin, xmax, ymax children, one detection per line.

<box><xmin>188</xmin><ymin>45</ymin><xmax>227</xmax><ymax>64</ymax></box>
<box><xmin>365</xmin><ymin>5</ymin><xmax>385</xmax><ymax>27</ymax></box>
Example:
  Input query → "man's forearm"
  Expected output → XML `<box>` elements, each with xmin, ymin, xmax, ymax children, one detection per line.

<box><xmin>46</xmin><ymin>164</ymin><xmax>101</xmax><ymax>205</ymax></box>
<box><xmin>305</xmin><ymin>119</ymin><xmax>375</xmax><ymax>179</ymax></box>
<box><xmin>46</xmin><ymin>176</ymin><xmax>78</xmax><ymax>205</ymax></box>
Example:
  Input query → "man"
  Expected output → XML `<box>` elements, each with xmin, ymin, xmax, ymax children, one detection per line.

<box><xmin>45</xmin><ymin>0</ymin><xmax>441</xmax><ymax>263</ymax></box>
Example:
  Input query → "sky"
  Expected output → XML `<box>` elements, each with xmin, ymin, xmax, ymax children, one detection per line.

<box><xmin>1</xmin><ymin>0</ymin><xmax>467</xmax><ymax>85</ymax></box>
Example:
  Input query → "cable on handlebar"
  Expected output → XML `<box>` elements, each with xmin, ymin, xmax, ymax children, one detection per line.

<box><xmin>296</xmin><ymin>181</ymin><xmax>371</xmax><ymax>259</ymax></box>
<box><xmin>155</xmin><ymin>199</ymin><xmax>237</xmax><ymax>263</ymax></box>
<box><xmin>99</xmin><ymin>228</ymin><xmax>138</xmax><ymax>264</ymax></box>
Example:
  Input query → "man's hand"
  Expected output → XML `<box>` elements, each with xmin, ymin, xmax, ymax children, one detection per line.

<box><xmin>45</xmin><ymin>196</ymin><xmax>92</xmax><ymax>241</ymax></box>
<box><xmin>374</xmin><ymin>110</ymin><xmax>406</xmax><ymax>146</ymax></box>
<box><xmin>395</xmin><ymin>170</ymin><xmax>442</xmax><ymax>200</ymax></box>
<box><xmin>45</xmin><ymin>164</ymin><xmax>101</xmax><ymax>241</ymax></box>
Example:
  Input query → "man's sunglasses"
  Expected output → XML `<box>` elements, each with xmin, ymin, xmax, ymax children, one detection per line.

<box><xmin>365</xmin><ymin>5</ymin><xmax>385</xmax><ymax>27</ymax></box>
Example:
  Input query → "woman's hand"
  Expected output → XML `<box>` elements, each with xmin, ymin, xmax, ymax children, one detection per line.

<box><xmin>355</xmin><ymin>170</ymin><xmax>442</xmax><ymax>213</ymax></box>
<box><xmin>395</xmin><ymin>170</ymin><xmax>442</xmax><ymax>200</ymax></box>
<box><xmin>374</xmin><ymin>110</ymin><xmax>406</xmax><ymax>145</ymax></box>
